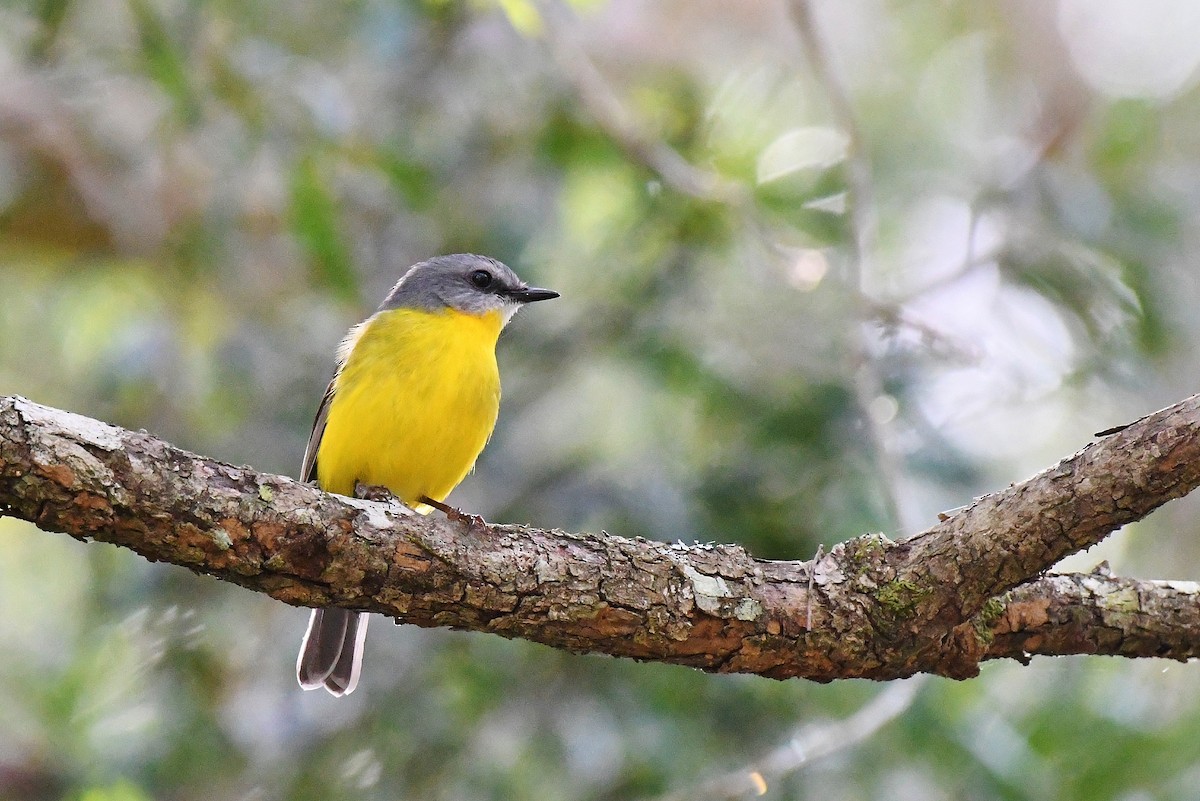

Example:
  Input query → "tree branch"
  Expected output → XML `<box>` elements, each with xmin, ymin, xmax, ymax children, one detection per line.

<box><xmin>2</xmin><ymin>395</ymin><xmax>1200</xmax><ymax>681</ymax></box>
<box><xmin>985</xmin><ymin>569</ymin><xmax>1200</xmax><ymax>664</ymax></box>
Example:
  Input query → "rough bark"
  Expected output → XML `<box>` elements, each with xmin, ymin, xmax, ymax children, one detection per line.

<box><xmin>2</xmin><ymin>394</ymin><xmax>1200</xmax><ymax>681</ymax></box>
<box><xmin>985</xmin><ymin>569</ymin><xmax>1200</xmax><ymax>664</ymax></box>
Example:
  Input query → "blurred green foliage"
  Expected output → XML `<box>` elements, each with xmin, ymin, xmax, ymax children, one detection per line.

<box><xmin>2</xmin><ymin>1</ymin><xmax>1200</xmax><ymax>799</ymax></box>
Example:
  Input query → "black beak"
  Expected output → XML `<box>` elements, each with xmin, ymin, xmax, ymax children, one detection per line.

<box><xmin>506</xmin><ymin>286</ymin><xmax>559</xmax><ymax>303</ymax></box>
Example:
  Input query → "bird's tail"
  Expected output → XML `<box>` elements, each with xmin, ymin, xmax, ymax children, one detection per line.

<box><xmin>297</xmin><ymin>608</ymin><xmax>369</xmax><ymax>696</ymax></box>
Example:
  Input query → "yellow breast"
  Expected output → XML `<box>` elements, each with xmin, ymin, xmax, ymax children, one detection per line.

<box><xmin>316</xmin><ymin>307</ymin><xmax>504</xmax><ymax>506</ymax></box>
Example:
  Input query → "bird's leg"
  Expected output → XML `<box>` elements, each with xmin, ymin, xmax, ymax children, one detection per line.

<box><xmin>354</xmin><ymin>481</ymin><xmax>400</xmax><ymax>504</ymax></box>
<box><xmin>419</xmin><ymin>495</ymin><xmax>487</xmax><ymax>530</ymax></box>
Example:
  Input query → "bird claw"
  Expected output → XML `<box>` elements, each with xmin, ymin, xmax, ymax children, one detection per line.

<box><xmin>419</xmin><ymin>495</ymin><xmax>487</xmax><ymax>530</ymax></box>
<box><xmin>449</xmin><ymin>508</ymin><xmax>487</xmax><ymax>530</ymax></box>
<box><xmin>354</xmin><ymin>482</ymin><xmax>399</xmax><ymax>504</ymax></box>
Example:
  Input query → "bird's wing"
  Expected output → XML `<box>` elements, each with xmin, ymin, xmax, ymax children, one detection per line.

<box><xmin>301</xmin><ymin>318</ymin><xmax>372</xmax><ymax>483</ymax></box>
<box><xmin>301</xmin><ymin>377</ymin><xmax>336</xmax><ymax>483</ymax></box>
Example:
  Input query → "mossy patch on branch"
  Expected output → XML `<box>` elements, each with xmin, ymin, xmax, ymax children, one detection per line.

<box><xmin>876</xmin><ymin>579</ymin><xmax>931</xmax><ymax>620</ymax></box>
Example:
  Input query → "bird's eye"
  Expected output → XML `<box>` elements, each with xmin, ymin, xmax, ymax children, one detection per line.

<box><xmin>470</xmin><ymin>269</ymin><xmax>494</xmax><ymax>289</ymax></box>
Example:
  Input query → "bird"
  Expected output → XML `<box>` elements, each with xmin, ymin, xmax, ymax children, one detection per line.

<box><xmin>295</xmin><ymin>253</ymin><xmax>558</xmax><ymax>696</ymax></box>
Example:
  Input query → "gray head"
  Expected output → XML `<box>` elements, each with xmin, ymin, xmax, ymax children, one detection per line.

<box><xmin>380</xmin><ymin>254</ymin><xmax>558</xmax><ymax>320</ymax></box>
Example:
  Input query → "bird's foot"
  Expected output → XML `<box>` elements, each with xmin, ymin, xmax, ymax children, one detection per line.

<box><xmin>355</xmin><ymin>482</ymin><xmax>400</xmax><ymax>504</ymax></box>
<box><xmin>419</xmin><ymin>495</ymin><xmax>487</xmax><ymax>530</ymax></box>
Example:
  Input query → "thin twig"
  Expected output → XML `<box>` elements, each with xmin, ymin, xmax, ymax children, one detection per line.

<box><xmin>536</xmin><ymin>0</ymin><xmax>746</xmax><ymax>204</ymax></box>
<box><xmin>648</xmin><ymin>678</ymin><xmax>926</xmax><ymax>801</ymax></box>
<box><xmin>806</xmin><ymin>543</ymin><xmax>824</xmax><ymax>630</ymax></box>
<box><xmin>788</xmin><ymin>0</ymin><xmax>906</xmax><ymax>534</ymax></box>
